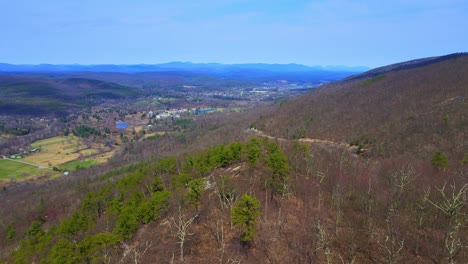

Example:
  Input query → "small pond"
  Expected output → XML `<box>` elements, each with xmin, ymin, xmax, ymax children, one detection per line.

<box><xmin>116</xmin><ymin>121</ymin><xmax>129</xmax><ymax>129</ymax></box>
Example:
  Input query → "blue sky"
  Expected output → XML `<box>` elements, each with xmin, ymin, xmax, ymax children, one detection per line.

<box><xmin>1</xmin><ymin>0</ymin><xmax>467</xmax><ymax>67</ymax></box>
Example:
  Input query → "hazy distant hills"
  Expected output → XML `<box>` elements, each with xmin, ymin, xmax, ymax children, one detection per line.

<box><xmin>0</xmin><ymin>62</ymin><xmax>367</xmax><ymax>83</ymax></box>
<box><xmin>0</xmin><ymin>62</ymin><xmax>369</xmax><ymax>94</ymax></box>
<box><xmin>0</xmin><ymin>62</ymin><xmax>368</xmax><ymax>116</ymax></box>
<box><xmin>0</xmin><ymin>76</ymin><xmax>141</xmax><ymax>116</ymax></box>
<box><xmin>0</xmin><ymin>62</ymin><xmax>369</xmax><ymax>74</ymax></box>
<box><xmin>256</xmin><ymin>53</ymin><xmax>468</xmax><ymax>159</ymax></box>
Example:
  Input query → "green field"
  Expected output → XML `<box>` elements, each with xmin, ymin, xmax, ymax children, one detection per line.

<box><xmin>0</xmin><ymin>159</ymin><xmax>44</xmax><ymax>181</ymax></box>
<box><xmin>1</xmin><ymin>135</ymin><xmax>115</xmax><ymax>184</ymax></box>
<box><xmin>22</xmin><ymin>135</ymin><xmax>106</xmax><ymax>167</ymax></box>
<box><xmin>58</xmin><ymin>159</ymin><xmax>97</xmax><ymax>172</ymax></box>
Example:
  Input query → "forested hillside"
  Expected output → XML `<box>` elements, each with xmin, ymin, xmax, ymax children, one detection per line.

<box><xmin>256</xmin><ymin>53</ymin><xmax>468</xmax><ymax>161</ymax></box>
<box><xmin>0</xmin><ymin>76</ymin><xmax>140</xmax><ymax>116</ymax></box>
<box><xmin>1</xmin><ymin>136</ymin><xmax>467</xmax><ymax>263</ymax></box>
<box><xmin>0</xmin><ymin>54</ymin><xmax>466</xmax><ymax>263</ymax></box>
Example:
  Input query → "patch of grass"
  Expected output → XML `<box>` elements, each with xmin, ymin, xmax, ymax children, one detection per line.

<box><xmin>175</xmin><ymin>118</ymin><xmax>192</xmax><ymax>128</ymax></box>
<box><xmin>145</xmin><ymin>134</ymin><xmax>161</xmax><ymax>141</ymax></box>
<box><xmin>79</xmin><ymin>148</ymin><xmax>100</xmax><ymax>156</ymax></box>
<box><xmin>63</xmin><ymin>145</ymin><xmax>78</xmax><ymax>150</ymax></box>
<box><xmin>0</xmin><ymin>159</ymin><xmax>44</xmax><ymax>181</ymax></box>
<box><xmin>143</xmin><ymin>131</ymin><xmax>165</xmax><ymax>140</ymax></box>
<box><xmin>31</xmin><ymin>136</ymin><xmax>78</xmax><ymax>148</ymax></box>
<box><xmin>135</xmin><ymin>100</ymin><xmax>150</xmax><ymax>106</ymax></box>
<box><xmin>157</xmin><ymin>97</ymin><xmax>174</xmax><ymax>103</ymax></box>
<box><xmin>58</xmin><ymin>159</ymin><xmax>97</xmax><ymax>172</ymax></box>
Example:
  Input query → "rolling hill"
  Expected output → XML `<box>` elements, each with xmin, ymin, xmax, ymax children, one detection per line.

<box><xmin>255</xmin><ymin>53</ymin><xmax>468</xmax><ymax>161</ymax></box>
<box><xmin>0</xmin><ymin>76</ymin><xmax>141</xmax><ymax>116</ymax></box>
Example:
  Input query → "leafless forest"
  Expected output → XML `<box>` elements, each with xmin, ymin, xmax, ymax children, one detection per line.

<box><xmin>0</xmin><ymin>55</ymin><xmax>467</xmax><ymax>263</ymax></box>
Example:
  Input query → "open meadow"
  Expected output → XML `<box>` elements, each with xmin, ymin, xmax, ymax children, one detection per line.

<box><xmin>1</xmin><ymin>135</ymin><xmax>117</xmax><ymax>185</ymax></box>
<box><xmin>0</xmin><ymin>159</ymin><xmax>46</xmax><ymax>182</ymax></box>
<box><xmin>22</xmin><ymin>135</ymin><xmax>109</xmax><ymax>167</ymax></box>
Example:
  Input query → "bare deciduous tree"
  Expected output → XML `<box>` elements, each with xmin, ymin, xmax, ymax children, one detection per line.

<box><xmin>170</xmin><ymin>206</ymin><xmax>198</xmax><ymax>263</ymax></box>
<box><xmin>414</xmin><ymin>187</ymin><xmax>431</xmax><ymax>255</ymax></box>
<box><xmin>316</xmin><ymin>221</ymin><xmax>333</xmax><ymax>264</ymax></box>
<box><xmin>121</xmin><ymin>240</ymin><xmax>153</xmax><ymax>264</ymax></box>
<box><xmin>387</xmin><ymin>165</ymin><xmax>416</xmax><ymax>214</ymax></box>
<box><xmin>378</xmin><ymin>215</ymin><xmax>405</xmax><ymax>264</ymax></box>
<box><xmin>332</xmin><ymin>184</ymin><xmax>345</xmax><ymax>235</ymax></box>
<box><xmin>428</xmin><ymin>183</ymin><xmax>467</xmax><ymax>264</ymax></box>
<box><xmin>316</xmin><ymin>169</ymin><xmax>328</xmax><ymax>211</ymax></box>
<box><xmin>213</xmin><ymin>175</ymin><xmax>238</xmax><ymax>211</ymax></box>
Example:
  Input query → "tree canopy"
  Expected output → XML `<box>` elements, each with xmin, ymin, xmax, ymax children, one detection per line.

<box><xmin>231</xmin><ymin>194</ymin><xmax>261</xmax><ymax>243</ymax></box>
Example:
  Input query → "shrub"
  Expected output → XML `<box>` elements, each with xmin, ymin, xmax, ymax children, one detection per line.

<box><xmin>431</xmin><ymin>150</ymin><xmax>449</xmax><ymax>169</ymax></box>
<box><xmin>78</xmin><ymin>232</ymin><xmax>120</xmax><ymax>263</ymax></box>
<box><xmin>57</xmin><ymin>212</ymin><xmax>91</xmax><ymax>236</ymax></box>
<box><xmin>25</xmin><ymin>221</ymin><xmax>44</xmax><ymax>239</ymax></box>
<box><xmin>45</xmin><ymin>238</ymin><xmax>79</xmax><ymax>264</ymax></box>
<box><xmin>186</xmin><ymin>178</ymin><xmax>206</xmax><ymax>210</ymax></box>
<box><xmin>114</xmin><ymin>206</ymin><xmax>138</xmax><ymax>240</ymax></box>
<box><xmin>461</xmin><ymin>152</ymin><xmax>468</xmax><ymax>165</ymax></box>
<box><xmin>5</xmin><ymin>224</ymin><xmax>15</xmax><ymax>241</ymax></box>
<box><xmin>138</xmin><ymin>190</ymin><xmax>171</xmax><ymax>223</ymax></box>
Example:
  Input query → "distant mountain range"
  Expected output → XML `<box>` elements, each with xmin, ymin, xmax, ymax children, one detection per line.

<box><xmin>0</xmin><ymin>62</ymin><xmax>369</xmax><ymax>74</ymax></box>
<box><xmin>0</xmin><ymin>62</ymin><xmax>370</xmax><ymax>117</ymax></box>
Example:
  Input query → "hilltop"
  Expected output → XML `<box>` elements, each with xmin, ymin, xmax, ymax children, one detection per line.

<box><xmin>0</xmin><ymin>76</ymin><xmax>141</xmax><ymax>116</ymax></box>
<box><xmin>346</xmin><ymin>52</ymin><xmax>467</xmax><ymax>80</ymax></box>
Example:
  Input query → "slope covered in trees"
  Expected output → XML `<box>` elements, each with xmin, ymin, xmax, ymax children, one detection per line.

<box><xmin>256</xmin><ymin>53</ymin><xmax>468</xmax><ymax>162</ymax></box>
<box><xmin>0</xmin><ymin>54</ymin><xmax>467</xmax><ymax>263</ymax></box>
<box><xmin>1</xmin><ymin>136</ymin><xmax>466</xmax><ymax>263</ymax></box>
<box><xmin>0</xmin><ymin>76</ymin><xmax>141</xmax><ymax>116</ymax></box>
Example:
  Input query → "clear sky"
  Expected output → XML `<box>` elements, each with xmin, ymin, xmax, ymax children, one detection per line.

<box><xmin>1</xmin><ymin>0</ymin><xmax>467</xmax><ymax>68</ymax></box>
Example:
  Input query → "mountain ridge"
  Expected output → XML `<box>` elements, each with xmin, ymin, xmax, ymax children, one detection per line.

<box><xmin>0</xmin><ymin>62</ymin><xmax>369</xmax><ymax>74</ymax></box>
<box><xmin>346</xmin><ymin>52</ymin><xmax>468</xmax><ymax>80</ymax></box>
<box><xmin>256</xmin><ymin>52</ymin><xmax>468</xmax><ymax>160</ymax></box>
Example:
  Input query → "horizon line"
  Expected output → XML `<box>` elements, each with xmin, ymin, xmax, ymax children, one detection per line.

<box><xmin>0</xmin><ymin>61</ymin><xmax>371</xmax><ymax>69</ymax></box>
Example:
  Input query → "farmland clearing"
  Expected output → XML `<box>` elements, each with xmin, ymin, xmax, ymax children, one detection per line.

<box><xmin>0</xmin><ymin>159</ymin><xmax>46</xmax><ymax>182</ymax></box>
<box><xmin>22</xmin><ymin>135</ymin><xmax>110</xmax><ymax>167</ymax></box>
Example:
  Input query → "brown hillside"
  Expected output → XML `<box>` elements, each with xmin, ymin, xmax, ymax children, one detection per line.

<box><xmin>257</xmin><ymin>54</ymin><xmax>468</xmax><ymax>160</ymax></box>
<box><xmin>1</xmin><ymin>55</ymin><xmax>466</xmax><ymax>264</ymax></box>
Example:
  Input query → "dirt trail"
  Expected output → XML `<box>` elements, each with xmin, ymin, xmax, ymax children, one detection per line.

<box><xmin>247</xmin><ymin>128</ymin><xmax>358</xmax><ymax>153</ymax></box>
